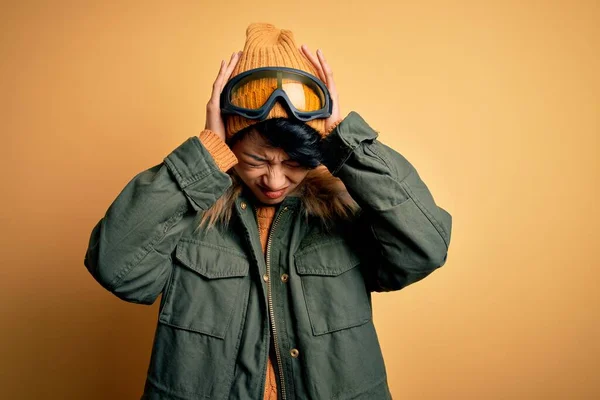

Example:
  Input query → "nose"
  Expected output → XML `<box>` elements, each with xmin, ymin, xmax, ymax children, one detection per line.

<box><xmin>261</xmin><ymin>165</ymin><xmax>287</xmax><ymax>191</ymax></box>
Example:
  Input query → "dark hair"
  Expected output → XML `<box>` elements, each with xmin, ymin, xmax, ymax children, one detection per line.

<box><xmin>228</xmin><ymin>117</ymin><xmax>323</xmax><ymax>168</ymax></box>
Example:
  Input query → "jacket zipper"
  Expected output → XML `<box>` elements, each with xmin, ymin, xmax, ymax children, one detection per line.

<box><xmin>265</xmin><ymin>205</ymin><xmax>288</xmax><ymax>400</ymax></box>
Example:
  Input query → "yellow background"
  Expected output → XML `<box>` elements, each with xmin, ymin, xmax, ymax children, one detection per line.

<box><xmin>1</xmin><ymin>1</ymin><xmax>598</xmax><ymax>399</ymax></box>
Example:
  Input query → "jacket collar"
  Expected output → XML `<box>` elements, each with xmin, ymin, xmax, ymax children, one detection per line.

<box><xmin>231</xmin><ymin>165</ymin><xmax>356</xmax><ymax>222</ymax></box>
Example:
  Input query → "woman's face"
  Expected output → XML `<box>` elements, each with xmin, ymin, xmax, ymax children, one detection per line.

<box><xmin>231</xmin><ymin>132</ymin><xmax>310</xmax><ymax>205</ymax></box>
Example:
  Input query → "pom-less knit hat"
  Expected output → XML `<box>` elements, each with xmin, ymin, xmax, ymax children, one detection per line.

<box><xmin>225</xmin><ymin>23</ymin><xmax>326</xmax><ymax>140</ymax></box>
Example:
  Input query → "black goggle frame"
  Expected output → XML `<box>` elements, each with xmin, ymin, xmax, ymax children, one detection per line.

<box><xmin>220</xmin><ymin>66</ymin><xmax>332</xmax><ymax>122</ymax></box>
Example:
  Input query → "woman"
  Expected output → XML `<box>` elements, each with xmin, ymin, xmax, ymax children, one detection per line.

<box><xmin>85</xmin><ymin>23</ymin><xmax>452</xmax><ymax>400</ymax></box>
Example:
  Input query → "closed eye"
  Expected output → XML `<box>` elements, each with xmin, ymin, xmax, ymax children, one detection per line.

<box><xmin>284</xmin><ymin>160</ymin><xmax>301</xmax><ymax>168</ymax></box>
<box><xmin>242</xmin><ymin>152</ymin><xmax>268</xmax><ymax>168</ymax></box>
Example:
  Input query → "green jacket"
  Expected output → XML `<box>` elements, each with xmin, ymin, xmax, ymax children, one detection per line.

<box><xmin>84</xmin><ymin>111</ymin><xmax>452</xmax><ymax>400</ymax></box>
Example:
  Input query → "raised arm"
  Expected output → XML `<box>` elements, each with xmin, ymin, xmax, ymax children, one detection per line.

<box><xmin>84</xmin><ymin>132</ymin><xmax>237</xmax><ymax>304</ymax></box>
<box><xmin>321</xmin><ymin>111</ymin><xmax>452</xmax><ymax>292</ymax></box>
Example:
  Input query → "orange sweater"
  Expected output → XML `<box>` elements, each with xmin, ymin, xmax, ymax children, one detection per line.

<box><xmin>256</xmin><ymin>206</ymin><xmax>278</xmax><ymax>400</ymax></box>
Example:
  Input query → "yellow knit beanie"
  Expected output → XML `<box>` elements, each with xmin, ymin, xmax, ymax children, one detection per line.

<box><xmin>225</xmin><ymin>23</ymin><xmax>326</xmax><ymax>140</ymax></box>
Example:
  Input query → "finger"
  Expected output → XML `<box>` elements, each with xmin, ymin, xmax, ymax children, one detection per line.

<box><xmin>216</xmin><ymin>52</ymin><xmax>237</xmax><ymax>86</ymax></box>
<box><xmin>314</xmin><ymin>50</ymin><xmax>340</xmax><ymax>113</ymax></box>
<box><xmin>212</xmin><ymin>60</ymin><xmax>225</xmax><ymax>87</ymax></box>
<box><xmin>216</xmin><ymin>52</ymin><xmax>237</xmax><ymax>88</ymax></box>
<box><xmin>316</xmin><ymin>49</ymin><xmax>335</xmax><ymax>87</ymax></box>
<box><xmin>213</xmin><ymin>51</ymin><xmax>240</xmax><ymax>100</ymax></box>
<box><xmin>210</xmin><ymin>52</ymin><xmax>237</xmax><ymax>106</ymax></box>
<box><xmin>302</xmin><ymin>45</ymin><xmax>326</xmax><ymax>83</ymax></box>
<box><xmin>300</xmin><ymin>44</ymin><xmax>326</xmax><ymax>83</ymax></box>
<box><xmin>223</xmin><ymin>51</ymin><xmax>242</xmax><ymax>83</ymax></box>
<box><xmin>209</xmin><ymin>60</ymin><xmax>226</xmax><ymax>104</ymax></box>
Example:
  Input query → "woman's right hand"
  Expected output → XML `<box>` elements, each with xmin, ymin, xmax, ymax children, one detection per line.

<box><xmin>205</xmin><ymin>51</ymin><xmax>242</xmax><ymax>142</ymax></box>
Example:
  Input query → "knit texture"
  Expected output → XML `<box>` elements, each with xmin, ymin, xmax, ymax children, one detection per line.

<box><xmin>256</xmin><ymin>206</ymin><xmax>276</xmax><ymax>252</ymax></box>
<box><xmin>225</xmin><ymin>23</ymin><xmax>326</xmax><ymax>140</ymax></box>
<box><xmin>198</xmin><ymin>130</ymin><xmax>238</xmax><ymax>172</ymax></box>
<box><xmin>326</xmin><ymin>118</ymin><xmax>344</xmax><ymax>136</ymax></box>
<box><xmin>256</xmin><ymin>206</ymin><xmax>278</xmax><ymax>400</ymax></box>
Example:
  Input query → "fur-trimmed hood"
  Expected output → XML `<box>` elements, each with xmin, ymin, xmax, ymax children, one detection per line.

<box><xmin>200</xmin><ymin>165</ymin><xmax>358</xmax><ymax>229</ymax></box>
<box><xmin>291</xmin><ymin>165</ymin><xmax>358</xmax><ymax>221</ymax></box>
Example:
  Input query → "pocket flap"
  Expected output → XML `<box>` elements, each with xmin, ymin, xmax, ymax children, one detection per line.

<box><xmin>295</xmin><ymin>239</ymin><xmax>361</xmax><ymax>276</ymax></box>
<box><xmin>175</xmin><ymin>238</ymin><xmax>249</xmax><ymax>279</ymax></box>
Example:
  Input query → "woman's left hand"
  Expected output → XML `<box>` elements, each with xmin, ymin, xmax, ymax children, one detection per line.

<box><xmin>300</xmin><ymin>44</ymin><xmax>342</xmax><ymax>133</ymax></box>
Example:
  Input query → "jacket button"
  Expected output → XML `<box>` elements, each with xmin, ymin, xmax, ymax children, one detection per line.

<box><xmin>281</xmin><ymin>273</ymin><xmax>289</xmax><ymax>283</ymax></box>
<box><xmin>290</xmin><ymin>348</ymin><xmax>299</xmax><ymax>358</ymax></box>
<box><xmin>263</xmin><ymin>274</ymin><xmax>269</xmax><ymax>282</ymax></box>
<box><xmin>240</xmin><ymin>202</ymin><xmax>247</xmax><ymax>210</ymax></box>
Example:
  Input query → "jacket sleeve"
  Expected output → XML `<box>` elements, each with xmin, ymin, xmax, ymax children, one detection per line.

<box><xmin>321</xmin><ymin>111</ymin><xmax>452</xmax><ymax>292</ymax></box>
<box><xmin>84</xmin><ymin>134</ymin><xmax>236</xmax><ymax>304</ymax></box>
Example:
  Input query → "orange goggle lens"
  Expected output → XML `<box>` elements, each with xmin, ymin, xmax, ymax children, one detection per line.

<box><xmin>229</xmin><ymin>76</ymin><xmax>325</xmax><ymax>112</ymax></box>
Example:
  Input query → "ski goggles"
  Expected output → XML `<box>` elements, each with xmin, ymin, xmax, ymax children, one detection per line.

<box><xmin>220</xmin><ymin>66</ymin><xmax>332</xmax><ymax>122</ymax></box>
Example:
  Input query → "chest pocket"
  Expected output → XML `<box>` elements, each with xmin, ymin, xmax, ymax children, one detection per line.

<box><xmin>158</xmin><ymin>238</ymin><xmax>250</xmax><ymax>339</ymax></box>
<box><xmin>295</xmin><ymin>238</ymin><xmax>372</xmax><ymax>336</ymax></box>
